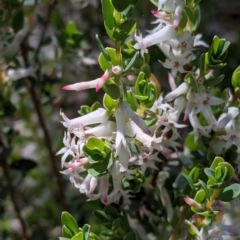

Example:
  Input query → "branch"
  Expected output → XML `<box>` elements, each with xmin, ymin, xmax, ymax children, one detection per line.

<box><xmin>25</xmin><ymin>79</ymin><xmax>68</xmax><ymax>211</ymax></box>
<box><xmin>0</xmin><ymin>154</ymin><xmax>30</xmax><ymax>240</ymax></box>
<box><xmin>33</xmin><ymin>0</ymin><xmax>59</xmax><ymax>64</ymax></box>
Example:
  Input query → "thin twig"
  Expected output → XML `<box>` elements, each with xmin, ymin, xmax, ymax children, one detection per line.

<box><xmin>34</xmin><ymin>0</ymin><xmax>59</xmax><ymax>64</ymax></box>
<box><xmin>0</xmin><ymin>155</ymin><xmax>30</xmax><ymax>240</ymax></box>
<box><xmin>25</xmin><ymin>80</ymin><xmax>68</xmax><ymax>211</ymax></box>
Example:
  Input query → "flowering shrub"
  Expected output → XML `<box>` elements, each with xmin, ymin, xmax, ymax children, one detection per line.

<box><xmin>57</xmin><ymin>0</ymin><xmax>240</xmax><ymax>239</ymax></box>
<box><xmin>1</xmin><ymin>0</ymin><xmax>240</xmax><ymax>240</ymax></box>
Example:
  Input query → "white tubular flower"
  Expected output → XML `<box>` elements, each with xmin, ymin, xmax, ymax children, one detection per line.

<box><xmin>184</xmin><ymin>92</ymin><xmax>194</xmax><ymax>121</ymax></box>
<box><xmin>216</xmin><ymin>107</ymin><xmax>239</xmax><ymax>129</ymax></box>
<box><xmin>61</xmin><ymin>167</ymin><xmax>84</xmax><ymax>189</ymax></box>
<box><xmin>66</xmin><ymin>157</ymin><xmax>89</xmax><ymax>170</ymax></box>
<box><xmin>220</xmin><ymin>120</ymin><xmax>240</xmax><ymax>149</ymax></box>
<box><xmin>60</xmin><ymin>108</ymin><xmax>109</xmax><ymax>129</ymax></box>
<box><xmin>89</xmin><ymin>175</ymin><xmax>110</xmax><ymax>204</ymax></box>
<box><xmin>159</xmin><ymin>112</ymin><xmax>187</xmax><ymax>139</ymax></box>
<box><xmin>118</xmin><ymin>147</ymin><xmax>136</xmax><ymax>179</ymax></box>
<box><xmin>62</xmin><ymin>70</ymin><xmax>110</xmax><ymax>92</ymax></box>
<box><xmin>162</xmin><ymin>134</ymin><xmax>181</xmax><ymax>152</ymax></box>
<box><xmin>126</xmin><ymin>121</ymin><xmax>167</xmax><ymax>153</ymax></box>
<box><xmin>163</xmin><ymin>82</ymin><xmax>189</xmax><ymax>102</ymax></box>
<box><xmin>79</xmin><ymin>174</ymin><xmax>98</xmax><ymax>196</ymax></box>
<box><xmin>150</xmin><ymin>94</ymin><xmax>172</xmax><ymax>113</ymax></box>
<box><xmin>168</xmin><ymin>72</ymin><xmax>176</xmax><ymax>90</ymax></box>
<box><xmin>7</xmin><ymin>67</ymin><xmax>37</xmax><ymax>81</ymax></box>
<box><xmin>173</xmin><ymin>2</ymin><xmax>184</xmax><ymax>28</ymax></box>
<box><xmin>79</xmin><ymin>121</ymin><xmax>115</xmax><ymax>139</ymax></box>
<box><xmin>148</xmin><ymin>11</ymin><xmax>171</xmax><ymax>34</ymax></box>
<box><xmin>192</xmin><ymin>92</ymin><xmax>223</xmax><ymax>126</ymax></box>
<box><xmin>130</xmin><ymin>152</ymin><xmax>161</xmax><ymax>174</ymax></box>
<box><xmin>115</xmin><ymin>108</ymin><xmax>130</xmax><ymax>156</ymax></box>
<box><xmin>162</xmin><ymin>50</ymin><xmax>192</xmax><ymax>77</ymax></box>
<box><xmin>151</xmin><ymin>10</ymin><xmax>171</xmax><ymax>23</ymax></box>
<box><xmin>107</xmin><ymin>161</ymin><xmax>131</xmax><ymax>205</ymax></box>
<box><xmin>169</xmin><ymin>32</ymin><xmax>194</xmax><ymax>55</ymax></box>
<box><xmin>134</xmin><ymin>26</ymin><xmax>177</xmax><ymax>57</ymax></box>
<box><xmin>119</xmin><ymin>101</ymin><xmax>151</xmax><ymax>135</ymax></box>
<box><xmin>169</xmin><ymin>96</ymin><xmax>187</xmax><ymax>122</ymax></box>
<box><xmin>206</xmin><ymin>221</ymin><xmax>240</xmax><ymax>240</ymax></box>
<box><xmin>189</xmin><ymin>112</ymin><xmax>212</xmax><ymax>141</ymax></box>
<box><xmin>56</xmin><ymin>132</ymin><xmax>78</xmax><ymax>167</ymax></box>
<box><xmin>194</xmin><ymin>34</ymin><xmax>209</xmax><ymax>48</ymax></box>
<box><xmin>62</xmin><ymin>79</ymin><xmax>98</xmax><ymax>91</ymax></box>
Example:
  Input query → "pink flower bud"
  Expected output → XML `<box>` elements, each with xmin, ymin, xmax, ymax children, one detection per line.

<box><xmin>66</xmin><ymin>158</ymin><xmax>89</xmax><ymax>169</ymax></box>
<box><xmin>96</xmin><ymin>70</ymin><xmax>111</xmax><ymax>92</ymax></box>
<box><xmin>62</xmin><ymin>70</ymin><xmax>110</xmax><ymax>92</ymax></box>
<box><xmin>183</xmin><ymin>197</ymin><xmax>201</xmax><ymax>209</ymax></box>
<box><xmin>112</xmin><ymin>66</ymin><xmax>123</xmax><ymax>75</ymax></box>
<box><xmin>62</xmin><ymin>79</ymin><xmax>98</xmax><ymax>91</ymax></box>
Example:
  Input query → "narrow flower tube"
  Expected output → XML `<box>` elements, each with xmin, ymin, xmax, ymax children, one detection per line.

<box><xmin>71</xmin><ymin>121</ymin><xmax>114</xmax><ymax>140</ymax></box>
<box><xmin>134</xmin><ymin>26</ymin><xmax>177</xmax><ymax>56</ymax></box>
<box><xmin>66</xmin><ymin>157</ymin><xmax>89</xmax><ymax>169</ymax></box>
<box><xmin>118</xmin><ymin>147</ymin><xmax>135</xmax><ymax>178</ymax></box>
<box><xmin>184</xmin><ymin>197</ymin><xmax>201</xmax><ymax>209</ymax></box>
<box><xmin>79</xmin><ymin>174</ymin><xmax>98</xmax><ymax>196</ymax></box>
<box><xmin>151</xmin><ymin>10</ymin><xmax>171</xmax><ymax>22</ymax></box>
<box><xmin>119</xmin><ymin>101</ymin><xmax>151</xmax><ymax>135</ymax></box>
<box><xmin>163</xmin><ymin>82</ymin><xmax>189</xmax><ymax>102</ymax></box>
<box><xmin>142</xmin><ymin>26</ymin><xmax>176</xmax><ymax>47</ymax></box>
<box><xmin>126</xmin><ymin>121</ymin><xmax>165</xmax><ymax>153</ymax></box>
<box><xmin>60</xmin><ymin>108</ymin><xmax>109</xmax><ymax>129</ymax></box>
<box><xmin>170</xmin><ymin>96</ymin><xmax>187</xmax><ymax>122</ymax></box>
<box><xmin>168</xmin><ymin>72</ymin><xmax>176</xmax><ymax>90</ymax></box>
<box><xmin>62</xmin><ymin>79</ymin><xmax>98</xmax><ymax>91</ymax></box>
<box><xmin>115</xmin><ymin>108</ymin><xmax>130</xmax><ymax>156</ymax></box>
<box><xmin>216</xmin><ymin>107</ymin><xmax>239</xmax><ymax>129</ymax></box>
<box><xmin>173</xmin><ymin>3</ymin><xmax>184</xmax><ymax>28</ymax></box>
<box><xmin>95</xmin><ymin>70</ymin><xmax>111</xmax><ymax>92</ymax></box>
<box><xmin>62</xmin><ymin>70</ymin><xmax>110</xmax><ymax>92</ymax></box>
<box><xmin>183</xmin><ymin>100</ymin><xmax>193</xmax><ymax>122</ymax></box>
<box><xmin>56</xmin><ymin>132</ymin><xmax>78</xmax><ymax>167</ymax></box>
<box><xmin>84</xmin><ymin>121</ymin><xmax>115</xmax><ymax>138</ymax></box>
<box><xmin>99</xmin><ymin>175</ymin><xmax>109</xmax><ymax>204</ymax></box>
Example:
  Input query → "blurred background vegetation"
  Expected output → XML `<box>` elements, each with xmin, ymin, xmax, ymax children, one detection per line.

<box><xmin>0</xmin><ymin>0</ymin><xmax>240</xmax><ymax>239</ymax></box>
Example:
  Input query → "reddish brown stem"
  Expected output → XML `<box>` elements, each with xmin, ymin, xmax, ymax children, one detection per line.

<box><xmin>0</xmin><ymin>156</ymin><xmax>30</xmax><ymax>240</ymax></box>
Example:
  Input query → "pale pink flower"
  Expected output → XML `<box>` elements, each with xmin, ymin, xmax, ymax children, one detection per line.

<box><xmin>62</xmin><ymin>70</ymin><xmax>110</xmax><ymax>92</ymax></box>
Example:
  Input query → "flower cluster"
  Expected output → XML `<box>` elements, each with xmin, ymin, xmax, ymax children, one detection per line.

<box><xmin>57</xmin><ymin>0</ymin><xmax>240</xmax><ymax>239</ymax></box>
<box><xmin>57</xmin><ymin>92</ymin><xmax>186</xmax><ymax>204</ymax></box>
